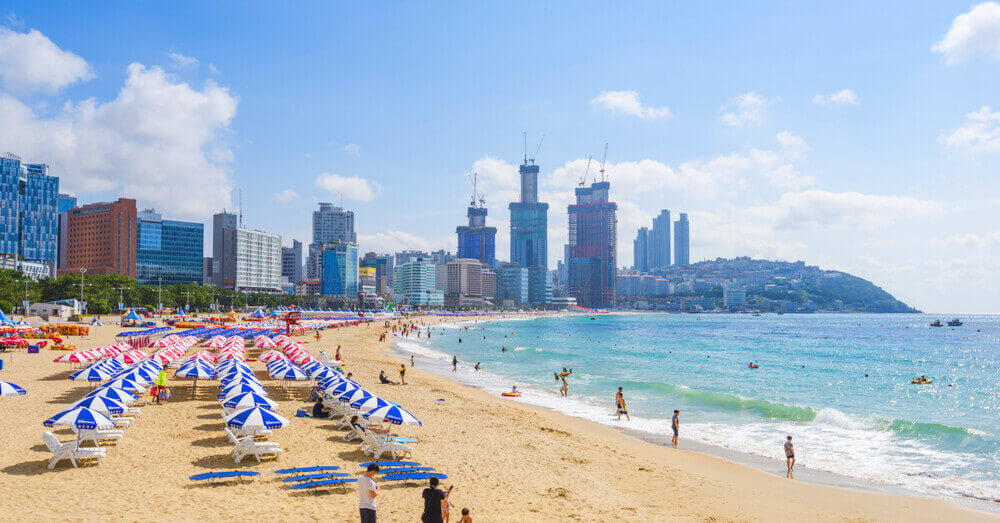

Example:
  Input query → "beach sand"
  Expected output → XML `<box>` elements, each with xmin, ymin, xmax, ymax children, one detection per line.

<box><xmin>0</xmin><ymin>315</ymin><xmax>994</xmax><ymax>522</ymax></box>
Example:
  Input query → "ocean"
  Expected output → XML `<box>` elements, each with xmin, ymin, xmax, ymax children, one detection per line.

<box><xmin>393</xmin><ymin>313</ymin><xmax>1000</xmax><ymax>503</ymax></box>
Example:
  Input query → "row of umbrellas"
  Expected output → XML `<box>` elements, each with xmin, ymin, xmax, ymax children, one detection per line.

<box><xmin>44</xmin><ymin>359</ymin><xmax>158</xmax><ymax>435</ymax></box>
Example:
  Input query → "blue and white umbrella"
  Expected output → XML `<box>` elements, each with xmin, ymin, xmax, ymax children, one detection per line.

<box><xmin>176</xmin><ymin>361</ymin><xmax>214</xmax><ymax>380</ymax></box>
<box><xmin>219</xmin><ymin>383</ymin><xmax>266</xmax><ymax>400</ymax></box>
<box><xmin>350</xmin><ymin>393</ymin><xmax>389</xmax><ymax>411</ymax></box>
<box><xmin>266</xmin><ymin>360</ymin><xmax>292</xmax><ymax>375</ymax></box>
<box><xmin>219</xmin><ymin>375</ymin><xmax>262</xmax><ymax>388</ymax></box>
<box><xmin>71</xmin><ymin>395</ymin><xmax>127</xmax><ymax>415</ymax></box>
<box><xmin>317</xmin><ymin>375</ymin><xmax>343</xmax><ymax>390</ymax></box>
<box><xmin>43</xmin><ymin>407</ymin><xmax>116</xmax><ymax>430</ymax></box>
<box><xmin>340</xmin><ymin>387</ymin><xmax>372</xmax><ymax>405</ymax></box>
<box><xmin>97</xmin><ymin>359</ymin><xmax>125</xmax><ymax>373</ymax></box>
<box><xmin>272</xmin><ymin>366</ymin><xmax>308</xmax><ymax>381</ymax></box>
<box><xmin>70</xmin><ymin>366</ymin><xmax>113</xmax><ymax>382</ymax></box>
<box><xmin>310</xmin><ymin>366</ymin><xmax>336</xmax><ymax>381</ymax></box>
<box><xmin>326</xmin><ymin>379</ymin><xmax>359</xmax><ymax>397</ymax></box>
<box><xmin>85</xmin><ymin>386</ymin><xmax>138</xmax><ymax>404</ymax></box>
<box><xmin>364</xmin><ymin>403</ymin><xmax>421</xmax><ymax>426</ymax></box>
<box><xmin>103</xmin><ymin>377</ymin><xmax>146</xmax><ymax>393</ymax></box>
<box><xmin>218</xmin><ymin>366</ymin><xmax>255</xmax><ymax>381</ymax></box>
<box><xmin>301</xmin><ymin>361</ymin><xmax>326</xmax><ymax>378</ymax></box>
<box><xmin>113</xmin><ymin>370</ymin><xmax>155</xmax><ymax>386</ymax></box>
<box><xmin>225</xmin><ymin>407</ymin><xmax>289</xmax><ymax>430</ymax></box>
<box><xmin>222</xmin><ymin>392</ymin><xmax>279</xmax><ymax>410</ymax></box>
<box><xmin>0</xmin><ymin>381</ymin><xmax>26</xmax><ymax>397</ymax></box>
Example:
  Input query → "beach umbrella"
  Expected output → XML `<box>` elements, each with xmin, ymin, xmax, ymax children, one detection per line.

<box><xmin>218</xmin><ymin>383</ymin><xmax>266</xmax><ymax>400</ymax></box>
<box><xmin>258</xmin><ymin>350</ymin><xmax>285</xmax><ymax>364</ymax></box>
<box><xmin>113</xmin><ymin>371</ymin><xmax>155</xmax><ymax>387</ymax></box>
<box><xmin>176</xmin><ymin>361</ymin><xmax>214</xmax><ymax>381</ymax></box>
<box><xmin>43</xmin><ymin>407</ymin><xmax>116</xmax><ymax>430</ymax></box>
<box><xmin>225</xmin><ymin>407</ymin><xmax>289</xmax><ymax>430</ymax></box>
<box><xmin>70</xmin><ymin>366</ymin><xmax>113</xmax><ymax>382</ymax></box>
<box><xmin>340</xmin><ymin>387</ymin><xmax>371</xmax><ymax>405</ymax></box>
<box><xmin>363</xmin><ymin>404</ymin><xmax>421</xmax><ymax>426</ymax></box>
<box><xmin>222</xmin><ymin>392</ymin><xmax>279</xmax><ymax>410</ymax></box>
<box><xmin>352</xmin><ymin>395</ymin><xmax>391</xmax><ymax>412</ymax></box>
<box><xmin>272</xmin><ymin>366</ymin><xmax>308</xmax><ymax>381</ymax></box>
<box><xmin>0</xmin><ymin>381</ymin><xmax>26</xmax><ymax>397</ymax></box>
<box><xmin>255</xmin><ymin>337</ymin><xmax>277</xmax><ymax>348</ymax></box>
<box><xmin>325</xmin><ymin>379</ymin><xmax>359</xmax><ymax>397</ymax></box>
<box><xmin>71</xmin><ymin>395</ymin><xmax>127</xmax><ymax>415</ymax></box>
<box><xmin>301</xmin><ymin>360</ymin><xmax>325</xmax><ymax>376</ymax></box>
<box><xmin>104</xmin><ymin>378</ymin><xmax>147</xmax><ymax>393</ymax></box>
<box><xmin>310</xmin><ymin>366</ymin><xmax>336</xmax><ymax>381</ymax></box>
<box><xmin>85</xmin><ymin>387</ymin><xmax>138</xmax><ymax>405</ymax></box>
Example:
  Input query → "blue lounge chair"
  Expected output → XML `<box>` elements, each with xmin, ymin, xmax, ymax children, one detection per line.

<box><xmin>189</xmin><ymin>471</ymin><xmax>261</xmax><ymax>483</ymax></box>
<box><xmin>274</xmin><ymin>466</ymin><xmax>342</xmax><ymax>474</ymax></box>
<box><xmin>378</xmin><ymin>466</ymin><xmax>435</xmax><ymax>473</ymax></box>
<box><xmin>359</xmin><ymin>461</ymin><xmax>420</xmax><ymax>468</ymax></box>
<box><xmin>282</xmin><ymin>472</ymin><xmax>351</xmax><ymax>482</ymax></box>
<box><xmin>289</xmin><ymin>478</ymin><xmax>358</xmax><ymax>491</ymax></box>
<box><xmin>382</xmin><ymin>472</ymin><xmax>448</xmax><ymax>482</ymax></box>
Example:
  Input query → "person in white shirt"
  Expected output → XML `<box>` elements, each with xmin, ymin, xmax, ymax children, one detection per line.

<box><xmin>358</xmin><ymin>464</ymin><xmax>379</xmax><ymax>522</ymax></box>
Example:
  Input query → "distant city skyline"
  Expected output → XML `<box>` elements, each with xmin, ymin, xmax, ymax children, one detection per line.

<box><xmin>1</xmin><ymin>3</ymin><xmax>999</xmax><ymax>312</ymax></box>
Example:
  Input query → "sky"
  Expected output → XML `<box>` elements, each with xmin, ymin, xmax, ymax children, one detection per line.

<box><xmin>1</xmin><ymin>2</ymin><xmax>999</xmax><ymax>312</ymax></box>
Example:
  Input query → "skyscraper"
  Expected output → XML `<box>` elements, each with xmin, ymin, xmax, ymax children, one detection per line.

<box><xmin>281</xmin><ymin>239</ymin><xmax>304</xmax><ymax>283</ymax></box>
<box><xmin>0</xmin><ymin>153</ymin><xmax>59</xmax><ymax>276</ymax></box>
<box><xmin>212</xmin><ymin>211</ymin><xmax>282</xmax><ymax>292</ymax></box>
<box><xmin>136</xmin><ymin>209</ymin><xmax>204</xmax><ymax>285</ymax></box>
<box><xmin>308</xmin><ymin>203</ymin><xmax>356</xmax><ymax>279</ymax></box>
<box><xmin>649</xmin><ymin>209</ymin><xmax>671</xmax><ymax>270</ymax></box>
<box><xmin>456</xmin><ymin>197</ymin><xmax>496</xmax><ymax>266</ymax></box>
<box><xmin>567</xmin><ymin>181</ymin><xmax>617</xmax><ymax>308</ymax></box>
<box><xmin>319</xmin><ymin>241</ymin><xmax>358</xmax><ymax>298</ymax></box>
<box><xmin>674</xmin><ymin>213</ymin><xmax>690</xmax><ymax>266</ymax></box>
<box><xmin>509</xmin><ymin>159</ymin><xmax>548</xmax><ymax>269</ymax></box>
<box><xmin>57</xmin><ymin>194</ymin><xmax>76</xmax><ymax>270</ymax></box>
<box><xmin>633</xmin><ymin>227</ymin><xmax>648</xmax><ymax>273</ymax></box>
<box><xmin>61</xmin><ymin>198</ymin><xmax>137</xmax><ymax>278</ymax></box>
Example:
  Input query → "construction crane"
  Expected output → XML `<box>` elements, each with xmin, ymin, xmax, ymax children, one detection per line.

<box><xmin>579</xmin><ymin>156</ymin><xmax>592</xmax><ymax>187</ymax></box>
<box><xmin>522</xmin><ymin>132</ymin><xmax>545</xmax><ymax>165</ymax></box>
<box><xmin>598</xmin><ymin>143</ymin><xmax>609</xmax><ymax>182</ymax></box>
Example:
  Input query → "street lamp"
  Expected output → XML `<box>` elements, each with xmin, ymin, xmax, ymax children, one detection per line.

<box><xmin>78</xmin><ymin>268</ymin><xmax>91</xmax><ymax>315</ymax></box>
<box><xmin>157</xmin><ymin>277</ymin><xmax>163</xmax><ymax>312</ymax></box>
<box><xmin>114</xmin><ymin>286</ymin><xmax>129</xmax><ymax>311</ymax></box>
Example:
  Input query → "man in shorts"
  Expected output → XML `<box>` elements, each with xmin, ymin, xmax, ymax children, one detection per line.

<box><xmin>784</xmin><ymin>435</ymin><xmax>795</xmax><ymax>476</ymax></box>
<box><xmin>671</xmin><ymin>410</ymin><xmax>680</xmax><ymax>447</ymax></box>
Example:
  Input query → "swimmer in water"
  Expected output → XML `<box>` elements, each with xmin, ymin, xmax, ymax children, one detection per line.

<box><xmin>474</xmin><ymin>362</ymin><xmax>480</xmax><ymax>372</ymax></box>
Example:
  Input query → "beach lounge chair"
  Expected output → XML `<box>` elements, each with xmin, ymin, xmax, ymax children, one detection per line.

<box><xmin>189</xmin><ymin>471</ymin><xmax>260</xmax><ymax>484</ymax></box>
<box><xmin>229</xmin><ymin>426</ymin><xmax>272</xmax><ymax>440</ymax></box>
<box><xmin>225</xmin><ymin>427</ymin><xmax>277</xmax><ymax>446</ymax></box>
<box><xmin>357</xmin><ymin>429</ymin><xmax>411</xmax><ymax>460</ymax></box>
<box><xmin>382</xmin><ymin>472</ymin><xmax>448</xmax><ymax>482</ymax></box>
<box><xmin>231</xmin><ymin>439</ymin><xmax>282</xmax><ymax>463</ymax></box>
<box><xmin>359</xmin><ymin>460</ymin><xmax>421</xmax><ymax>468</ymax></box>
<box><xmin>288</xmin><ymin>478</ymin><xmax>358</xmax><ymax>492</ymax></box>
<box><xmin>275</xmin><ymin>465</ymin><xmax>341</xmax><ymax>474</ymax></box>
<box><xmin>377</xmin><ymin>466</ymin><xmax>434</xmax><ymax>474</ymax></box>
<box><xmin>42</xmin><ymin>431</ymin><xmax>107</xmax><ymax>469</ymax></box>
<box><xmin>72</xmin><ymin>427</ymin><xmax>125</xmax><ymax>446</ymax></box>
<box><xmin>281</xmin><ymin>472</ymin><xmax>351</xmax><ymax>482</ymax></box>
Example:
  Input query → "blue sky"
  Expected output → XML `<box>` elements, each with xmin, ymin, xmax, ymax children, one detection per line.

<box><xmin>2</xmin><ymin>2</ymin><xmax>1000</xmax><ymax>311</ymax></box>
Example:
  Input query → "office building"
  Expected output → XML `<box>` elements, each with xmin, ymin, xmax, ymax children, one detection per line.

<box><xmin>395</xmin><ymin>250</ymin><xmax>429</xmax><ymax>267</ymax></box>
<box><xmin>444</xmin><ymin>258</ymin><xmax>484</xmax><ymax>308</ymax></box>
<box><xmin>674</xmin><ymin>213</ymin><xmax>690</xmax><ymax>266</ymax></box>
<box><xmin>528</xmin><ymin>265</ymin><xmax>553</xmax><ymax>305</ymax></box>
<box><xmin>61</xmin><ymin>198</ymin><xmax>137</xmax><ymax>277</ymax></box>
<box><xmin>319</xmin><ymin>241</ymin><xmax>358</xmax><ymax>298</ymax></box>
<box><xmin>281</xmin><ymin>239</ymin><xmax>304</xmax><ymax>283</ymax></box>
<box><xmin>456</xmin><ymin>198</ymin><xmax>496</xmax><ymax>266</ymax></box>
<box><xmin>0</xmin><ymin>153</ymin><xmax>59</xmax><ymax>276</ymax></box>
<box><xmin>481</xmin><ymin>268</ymin><xmax>496</xmax><ymax>300</ymax></box>
<box><xmin>509</xmin><ymin>159</ymin><xmax>548</xmax><ymax>269</ymax></box>
<box><xmin>633</xmin><ymin>227</ymin><xmax>648</xmax><ymax>273</ymax></box>
<box><xmin>136</xmin><ymin>209</ymin><xmax>204</xmax><ymax>285</ymax></box>
<box><xmin>358</xmin><ymin>265</ymin><xmax>376</xmax><ymax>295</ymax></box>
<box><xmin>212</xmin><ymin>211</ymin><xmax>282</xmax><ymax>292</ymax></box>
<box><xmin>361</xmin><ymin>252</ymin><xmax>392</xmax><ymax>295</ymax></box>
<box><xmin>567</xmin><ymin>181</ymin><xmax>617</xmax><ymax>308</ymax></box>
<box><xmin>496</xmin><ymin>264</ymin><xmax>528</xmax><ymax>305</ymax></box>
<box><xmin>723</xmin><ymin>286</ymin><xmax>746</xmax><ymax>310</ymax></box>
<box><xmin>393</xmin><ymin>258</ymin><xmax>444</xmax><ymax>306</ymax></box>
<box><xmin>202</xmin><ymin>257</ymin><xmax>214</xmax><ymax>285</ymax></box>
<box><xmin>307</xmin><ymin>203</ymin><xmax>355</xmax><ymax>278</ymax></box>
<box><xmin>649</xmin><ymin>209</ymin><xmax>671</xmax><ymax>270</ymax></box>
<box><xmin>56</xmin><ymin>194</ymin><xmax>76</xmax><ymax>270</ymax></box>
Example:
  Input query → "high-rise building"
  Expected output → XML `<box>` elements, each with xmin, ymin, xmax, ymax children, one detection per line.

<box><xmin>281</xmin><ymin>240</ymin><xmax>304</xmax><ymax>283</ymax></box>
<box><xmin>61</xmin><ymin>198</ymin><xmax>137</xmax><ymax>277</ymax></box>
<box><xmin>481</xmin><ymin>268</ymin><xmax>496</xmax><ymax>300</ymax></box>
<box><xmin>319</xmin><ymin>241</ymin><xmax>358</xmax><ymax>298</ymax></box>
<box><xmin>674</xmin><ymin>213</ymin><xmax>690</xmax><ymax>266</ymax></box>
<box><xmin>509</xmin><ymin>159</ymin><xmax>548</xmax><ymax>269</ymax></box>
<box><xmin>456</xmin><ymin>191</ymin><xmax>496</xmax><ymax>266</ymax></box>
<box><xmin>395</xmin><ymin>250</ymin><xmax>429</xmax><ymax>267</ymax></box>
<box><xmin>649</xmin><ymin>209</ymin><xmax>671</xmax><ymax>270</ymax></box>
<box><xmin>444</xmin><ymin>258</ymin><xmax>484</xmax><ymax>308</ymax></box>
<box><xmin>56</xmin><ymin>194</ymin><xmax>76</xmax><ymax>270</ymax></box>
<box><xmin>136</xmin><ymin>209</ymin><xmax>204</xmax><ymax>285</ymax></box>
<box><xmin>361</xmin><ymin>252</ymin><xmax>391</xmax><ymax>295</ymax></box>
<box><xmin>496</xmin><ymin>263</ymin><xmax>528</xmax><ymax>305</ymax></box>
<box><xmin>307</xmin><ymin>203</ymin><xmax>355</xmax><ymax>279</ymax></box>
<box><xmin>0</xmin><ymin>153</ymin><xmax>59</xmax><ymax>276</ymax></box>
<box><xmin>393</xmin><ymin>258</ymin><xmax>443</xmax><ymax>306</ymax></box>
<box><xmin>212</xmin><ymin>211</ymin><xmax>282</xmax><ymax>292</ymax></box>
<box><xmin>633</xmin><ymin>227</ymin><xmax>648</xmax><ymax>273</ymax></box>
<box><xmin>567</xmin><ymin>181</ymin><xmax>617</xmax><ymax>308</ymax></box>
<box><xmin>527</xmin><ymin>265</ymin><xmax>552</xmax><ymax>305</ymax></box>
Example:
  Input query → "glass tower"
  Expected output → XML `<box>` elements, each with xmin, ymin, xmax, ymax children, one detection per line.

<box><xmin>674</xmin><ymin>213</ymin><xmax>690</xmax><ymax>266</ymax></box>
<box><xmin>456</xmin><ymin>206</ymin><xmax>496</xmax><ymax>266</ymax></box>
<box><xmin>320</xmin><ymin>241</ymin><xmax>358</xmax><ymax>297</ymax></box>
<box><xmin>509</xmin><ymin>160</ymin><xmax>549</xmax><ymax>270</ymax></box>
<box><xmin>567</xmin><ymin>181</ymin><xmax>617</xmax><ymax>308</ymax></box>
<box><xmin>136</xmin><ymin>209</ymin><xmax>204</xmax><ymax>285</ymax></box>
<box><xmin>0</xmin><ymin>154</ymin><xmax>59</xmax><ymax>274</ymax></box>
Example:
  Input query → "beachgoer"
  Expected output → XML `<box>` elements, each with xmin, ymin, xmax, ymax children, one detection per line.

<box><xmin>312</xmin><ymin>401</ymin><xmax>329</xmax><ymax>418</ymax></box>
<box><xmin>510</xmin><ymin>385</ymin><xmax>519</xmax><ymax>396</ymax></box>
<box><xmin>785</xmin><ymin>435</ymin><xmax>795</xmax><ymax>475</ymax></box>
<box><xmin>379</xmin><ymin>371</ymin><xmax>396</xmax><ymax>385</ymax></box>
<box><xmin>335</xmin><ymin>345</ymin><xmax>342</xmax><ymax>362</ymax></box>
<box><xmin>359</xmin><ymin>464</ymin><xmax>379</xmax><ymax>523</ymax></box>
<box><xmin>671</xmin><ymin>410</ymin><xmax>680</xmax><ymax>447</ymax></box>
<box><xmin>560</xmin><ymin>377</ymin><xmax>568</xmax><ymax>397</ymax></box>
<box><xmin>443</xmin><ymin>484</ymin><xmax>455</xmax><ymax>523</ymax></box>
<box><xmin>421</xmin><ymin>476</ymin><xmax>450</xmax><ymax>523</ymax></box>
<box><xmin>474</xmin><ymin>362</ymin><xmax>480</xmax><ymax>372</ymax></box>
<box><xmin>452</xmin><ymin>356</ymin><xmax>458</xmax><ymax>372</ymax></box>
<box><xmin>501</xmin><ymin>347</ymin><xmax>507</xmax><ymax>352</ymax></box>
<box><xmin>399</xmin><ymin>364</ymin><xmax>407</xmax><ymax>385</ymax></box>
<box><xmin>306</xmin><ymin>384</ymin><xmax>322</xmax><ymax>402</ymax></box>
<box><xmin>615</xmin><ymin>387</ymin><xmax>629</xmax><ymax>421</ymax></box>
<box><xmin>411</xmin><ymin>355</ymin><xmax>415</xmax><ymax>367</ymax></box>
<box><xmin>458</xmin><ymin>508</ymin><xmax>471</xmax><ymax>523</ymax></box>
<box><xmin>351</xmin><ymin>415</ymin><xmax>389</xmax><ymax>434</ymax></box>
<box><xmin>346</xmin><ymin>372</ymin><xmax>353</xmax><ymax>380</ymax></box>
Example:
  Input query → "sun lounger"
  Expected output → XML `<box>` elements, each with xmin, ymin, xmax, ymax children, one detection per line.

<box><xmin>275</xmin><ymin>466</ymin><xmax>341</xmax><ymax>474</ymax></box>
<box><xmin>73</xmin><ymin>427</ymin><xmax>125</xmax><ymax>446</ymax></box>
<box><xmin>232</xmin><ymin>440</ymin><xmax>283</xmax><ymax>463</ymax></box>
<box><xmin>189</xmin><ymin>471</ymin><xmax>260</xmax><ymax>483</ymax></box>
<box><xmin>42</xmin><ymin>431</ymin><xmax>106</xmax><ymax>469</ymax></box>
<box><xmin>225</xmin><ymin>427</ymin><xmax>275</xmax><ymax>445</ymax></box>
<box><xmin>382</xmin><ymin>472</ymin><xmax>448</xmax><ymax>482</ymax></box>
<box><xmin>358</xmin><ymin>429</ymin><xmax>412</xmax><ymax>460</ymax></box>
<box><xmin>282</xmin><ymin>472</ymin><xmax>351</xmax><ymax>482</ymax></box>
<box><xmin>378</xmin><ymin>466</ymin><xmax>434</xmax><ymax>473</ymax></box>
<box><xmin>289</xmin><ymin>478</ymin><xmax>358</xmax><ymax>491</ymax></box>
<box><xmin>359</xmin><ymin>460</ymin><xmax>420</xmax><ymax>467</ymax></box>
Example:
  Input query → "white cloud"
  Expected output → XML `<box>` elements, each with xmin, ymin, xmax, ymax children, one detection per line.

<box><xmin>6</xmin><ymin>13</ymin><xmax>23</xmax><ymax>28</ymax></box>
<box><xmin>357</xmin><ymin>230</ymin><xmax>451</xmax><ymax>255</ymax></box>
<box><xmin>812</xmin><ymin>88</ymin><xmax>859</xmax><ymax>106</ymax></box>
<box><xmin>343</xmin><ymin>143</ymin><xmax>360</xmax><ymax>155</ymax></box>
<box><xmin>940</xmin><ymin>105</ymin><xmax>1000</xmax><ymax>153</ymax></box>
<box><xmin>720</xmin><ymin>92</ymin><xmax>769</xmax><ymax>127</ymax></box>
<box><xmin>589</xmin><ymin>90</ymin><xmax>671</xmax><ymax>120</ymax></box>
<box><xmin>0</xmin><ymin>62</ymin><xmax>238</xmax><ymax>218</ymax></box>
<box><xmin>0</xmin><ymin>26</ymin><xmax>92</xmax><ymax>94</ymax></box>
<box><xmin>942</xmin><ymin>231</ymin><xmax>1000</xmax><ymax>249</ymax></box>
<box><xmin>209</xmin><ymin>63</ymin><xmax>220</xmax><ymax>75</ymax></box>
<box><xmin>747</xmin><ymin>190</ymin><xmax>945</xmax><ymax>230</ymax></box>
<box><xmin>933</xmin><ymin>1</ymin><xmax>1000</xmax><ymax>64</ymax></box>
<box><xmin>168</xmin><ymin>52</ymin><xmax>199</xmax><ymax>69</ymax></box>
<box><xmin>272</xmin><ymin>189</ymin><xmax>299</xmax><ymax>204</ymax></box>
<box><xmin>315</xmin><ymin>173</ymin><xmax>379</xmax><ymax>202</ymax></box>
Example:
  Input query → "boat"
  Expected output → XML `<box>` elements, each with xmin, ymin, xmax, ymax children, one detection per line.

<box><xmin>910</xmin><ymin>376</ymin><xmax>933</xmax><ymax>385</ymax></box>
<box><xmin>929</xmin><ymin>320</ymin><xmax>943</xmax><ymax>327</ymax></box>
<box><xmin>946</xmin><ymin>319</ymin><xmax>963</xmax><ymax>327</ymax></box>
<box><xmin>748</xmin><ymin>364</ymin><xmax>759</xmax><ymax>369</ymax></box>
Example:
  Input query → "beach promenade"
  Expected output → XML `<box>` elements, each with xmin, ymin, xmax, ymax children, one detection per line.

<box><xmin>0</xmin><ymin>315</ymin><xmax>992</xmax><ymax>521</ymax></box>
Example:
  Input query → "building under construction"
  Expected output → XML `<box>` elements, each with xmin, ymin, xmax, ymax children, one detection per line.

<box><xmin>456</xmin><ymin>174</ymin><xmax>496</xmax><ymax>266</ymax></box>
<box><xmin>567</xmin><ymin>180</ymin><xmax>617</xmax><ymax>308</ymax></box>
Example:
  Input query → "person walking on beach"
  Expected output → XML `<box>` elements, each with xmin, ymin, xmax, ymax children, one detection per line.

<box><xmin>559</xmin><ymin>377</ymin><xmax>568</xmax><ymax>397</ymax></box>
<box><xmin>359</xmin><ymin>463</ymin><xmax>379</xmax><ymax>522</ymax></box>
<box><xmin>671</xmin><ymin>410</ymin><xmax>680</xmax><ymax>447</ymax></box>
<box><xmin>615</xmin><ymin>387</ymin><xmax>629</xmax><ymax>421</ymax></box>
<box><xmin>411</xmin><ymin>355</ymin><xmax>415</xmax><ymax>367</ymax></box>
<box><xmin>399</xmin><ymin>364</ymin><xmax>407</xmax><ymax>385</ymax></box>
<box><xmin>452</xmin><ymin>356</ymin><xmax>458</xmax><ymax>372</ymax></box>
<box><xmin>421</xmin><ymin>476</ymin><xmax>450</xmax><ymax>523</ymax></box>
<box><xmin>784</xmin><ymin>435</ymin><xmax>795</xmax><ymax>476</ymax></box>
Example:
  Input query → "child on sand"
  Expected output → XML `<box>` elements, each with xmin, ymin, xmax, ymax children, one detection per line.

<box><xmin>458</xmin><ymin>508</ymin><xmax>472</xmax><ymax>522</ymax></box>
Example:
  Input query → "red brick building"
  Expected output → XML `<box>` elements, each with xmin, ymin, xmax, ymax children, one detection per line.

<box><xmin>59</xmin><ymin>198</ymin><xmax>137</xmax><ymax>278</ymax></box>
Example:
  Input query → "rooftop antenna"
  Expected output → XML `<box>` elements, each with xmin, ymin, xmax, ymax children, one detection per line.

<box><xmin>238</xmin><ymin>189</ymin><xmax>243</xmax><ymax>227</ymax></box>
<box><xmin>580</xmin><ymin>156</ymin><xmax>592</xmax><ymax>187</ymax></box>
<box><xmin>598</xmin><ymin>143</ymin><xmax>608</xmax><ymax>182</ymax></box>
<box><xmin>523</xmin><ymin>131</ymin><xmax>528</xmax><ymax>165</ymax></box>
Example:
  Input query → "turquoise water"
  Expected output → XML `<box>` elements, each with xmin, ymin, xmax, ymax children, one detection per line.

<box><xmin>395</xmin><ymin>313</ymin><xmax>1000</xmax><ymax>502</ymax></box>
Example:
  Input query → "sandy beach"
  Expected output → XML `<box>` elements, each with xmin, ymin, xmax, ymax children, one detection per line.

<box><xmin>0</xmin><ymin>315</ymin><xmax>994</xmax><ymax>522</ymax></box>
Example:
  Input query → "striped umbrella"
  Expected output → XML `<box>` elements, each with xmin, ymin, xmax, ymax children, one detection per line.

<box><xmin>272</xmin><ymin>366</ymin><xmax>308</xmax><ymax>381</ymax></box>
<box><xmin>85</xmin><ymin>387</ymin><xmax>138</xmax><ymax>405</ymax></box>
<box><xmin>0</xmin><ymin>381</ymin><xmax>26</xmax><ymax>397</ymax></box>
<box><xmin>222</xmin><ymin>392</ymin><xmax>279</xmax><ymax>410</ymax></box>
<box><xmin>103</xmin><ymin>378</ymin><xmax>147</xmax><ymax>393</ymax></box>
<box><xmin>325</xmin><ymin>379</ymin><xmax>359</xmax><ymax>397</ymax></box>
<box><xmin>225</xmin><ymin>407</ymin><xmax>289</xmax><ymax>430</ymax></box>
<box><xmin>219</xmin><ymin>383</ymin><xmax>266</xmax><ymax>400</ymax></box>
<box><xmin>176</xmin><ymin>361</ymin><xmax>214</xmax><ymax>380</ymax></box>
<box><xmin>70</xmin><ymin>366</ymin><xmax>113</xmax><ymax>382</ymax></box>
<box><xmin>341</xmin><ymin>387</ymin><xmax>372</xmax><ymax>406</ymax></box>
<box><xmin>43</xmin><ymin>407</ymin><xmax>116</xmax><ymax>430</ymax></box>
<box><xmin>255</xmin><ymin>337</ymin><xmax>277</xmax><ymax>348</ymax></box>
<box><xmin>71</xmin><ymin>395</ymin><xmax>127</xmax><ymax>415</ymax></box>
<box><xmin>258</xmin><ymin>350</ymin><xmax>286</xmax><ymax>364</ymax></box>
<box><xmin>352</xmin><ymin>395</ymin><xmax>391</xmax><ymax>412</ymax></box>
<box><xmin>310</xmin><ymin>366</ymin><xmax>336</xmax><ymax>381</ymax></box>
<box><xmin>363</xmin><ymin>403</ymin><xmax>421</xmax><ymax>426</ymax></box>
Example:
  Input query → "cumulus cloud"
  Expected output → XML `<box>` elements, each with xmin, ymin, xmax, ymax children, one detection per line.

<box><xmin>940</xmin><ymin>105</ymin><xmax>1000</xmax><ymax>153</ymax></box>
<box><xmin>812</xmin><ymin>88</ymin><xmax>859</xmax><ymax>106</ymax></box>
<box><xmin>272</xmin><ymin>189</ymin><xmax>299</xmax><ymax>204</ymax></box>
<box><xmin>0</xmin><ymin>62</ymin><xmax>238</xmax><ymax>218</ymax></box>
<box><xmin>747</xmin><ymin>190</ymin><xmax>945</xmax><ymax>230</ymax></box>
<box><xmin>357</xmin><ymin>230</ymin><xmax>452</xmax><ymax>255</ymax></box>
<box><xmin>933</xmin><ymin>1</ymin><xmax>1000</xmax><ymax>63</ymax></box>
<box><xmin>0</xmin><ymin>26</ymin><xmax>92</xmax><ymax>94</ymax></box>
<box><xmin>315</xmin><ymin>173</ymin><xmax>380</xmax><ymax>202</ymax></box>
<box><xmin>943</xmin><ymin>231</ymin><xmax>1000</xmax><ymax>249</ymax></box>
<box><xmin>168</xmin><ymin>52</ymin><xmax>199</xmax><ymax>68</ymax></box>
<box><xmin>589</xmin><ymin>90</ymin><xmax>671</xmax><ymax>120</ymax></box>
<box><xmin>342</xmin><ymin>143</ymin><xmax>360</xmax><ymax>155</ymax></box>
<box><xmin>719</xmin><ymin>92</ymin><xmax>769</xmax><ymax>127</ymax></box>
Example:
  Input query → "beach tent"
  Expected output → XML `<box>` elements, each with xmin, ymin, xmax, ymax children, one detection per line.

<box><xmin>122</xmin><ymin>309</ymin><xmax>141</xmax><ymax>321</ymax></box>
<box><xmin>0</xmin><ymin>309</ymin><xmax>13</xmax><ymax>326</ymax></box>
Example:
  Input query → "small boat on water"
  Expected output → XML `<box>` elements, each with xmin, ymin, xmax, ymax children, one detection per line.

<box><xmin>911</xmin><ymin>376</ymin><xmax>933</xmax><ymax>385</ymax></box>
<box><xmin>947</xmin><ymin>319</ymin><xmax>963</xmax><ymax>327</ymax></box>
<box><xmin>929</xmin><ymin>320</ymin><xmax>943</xmax><ymax>327</ymax></box>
